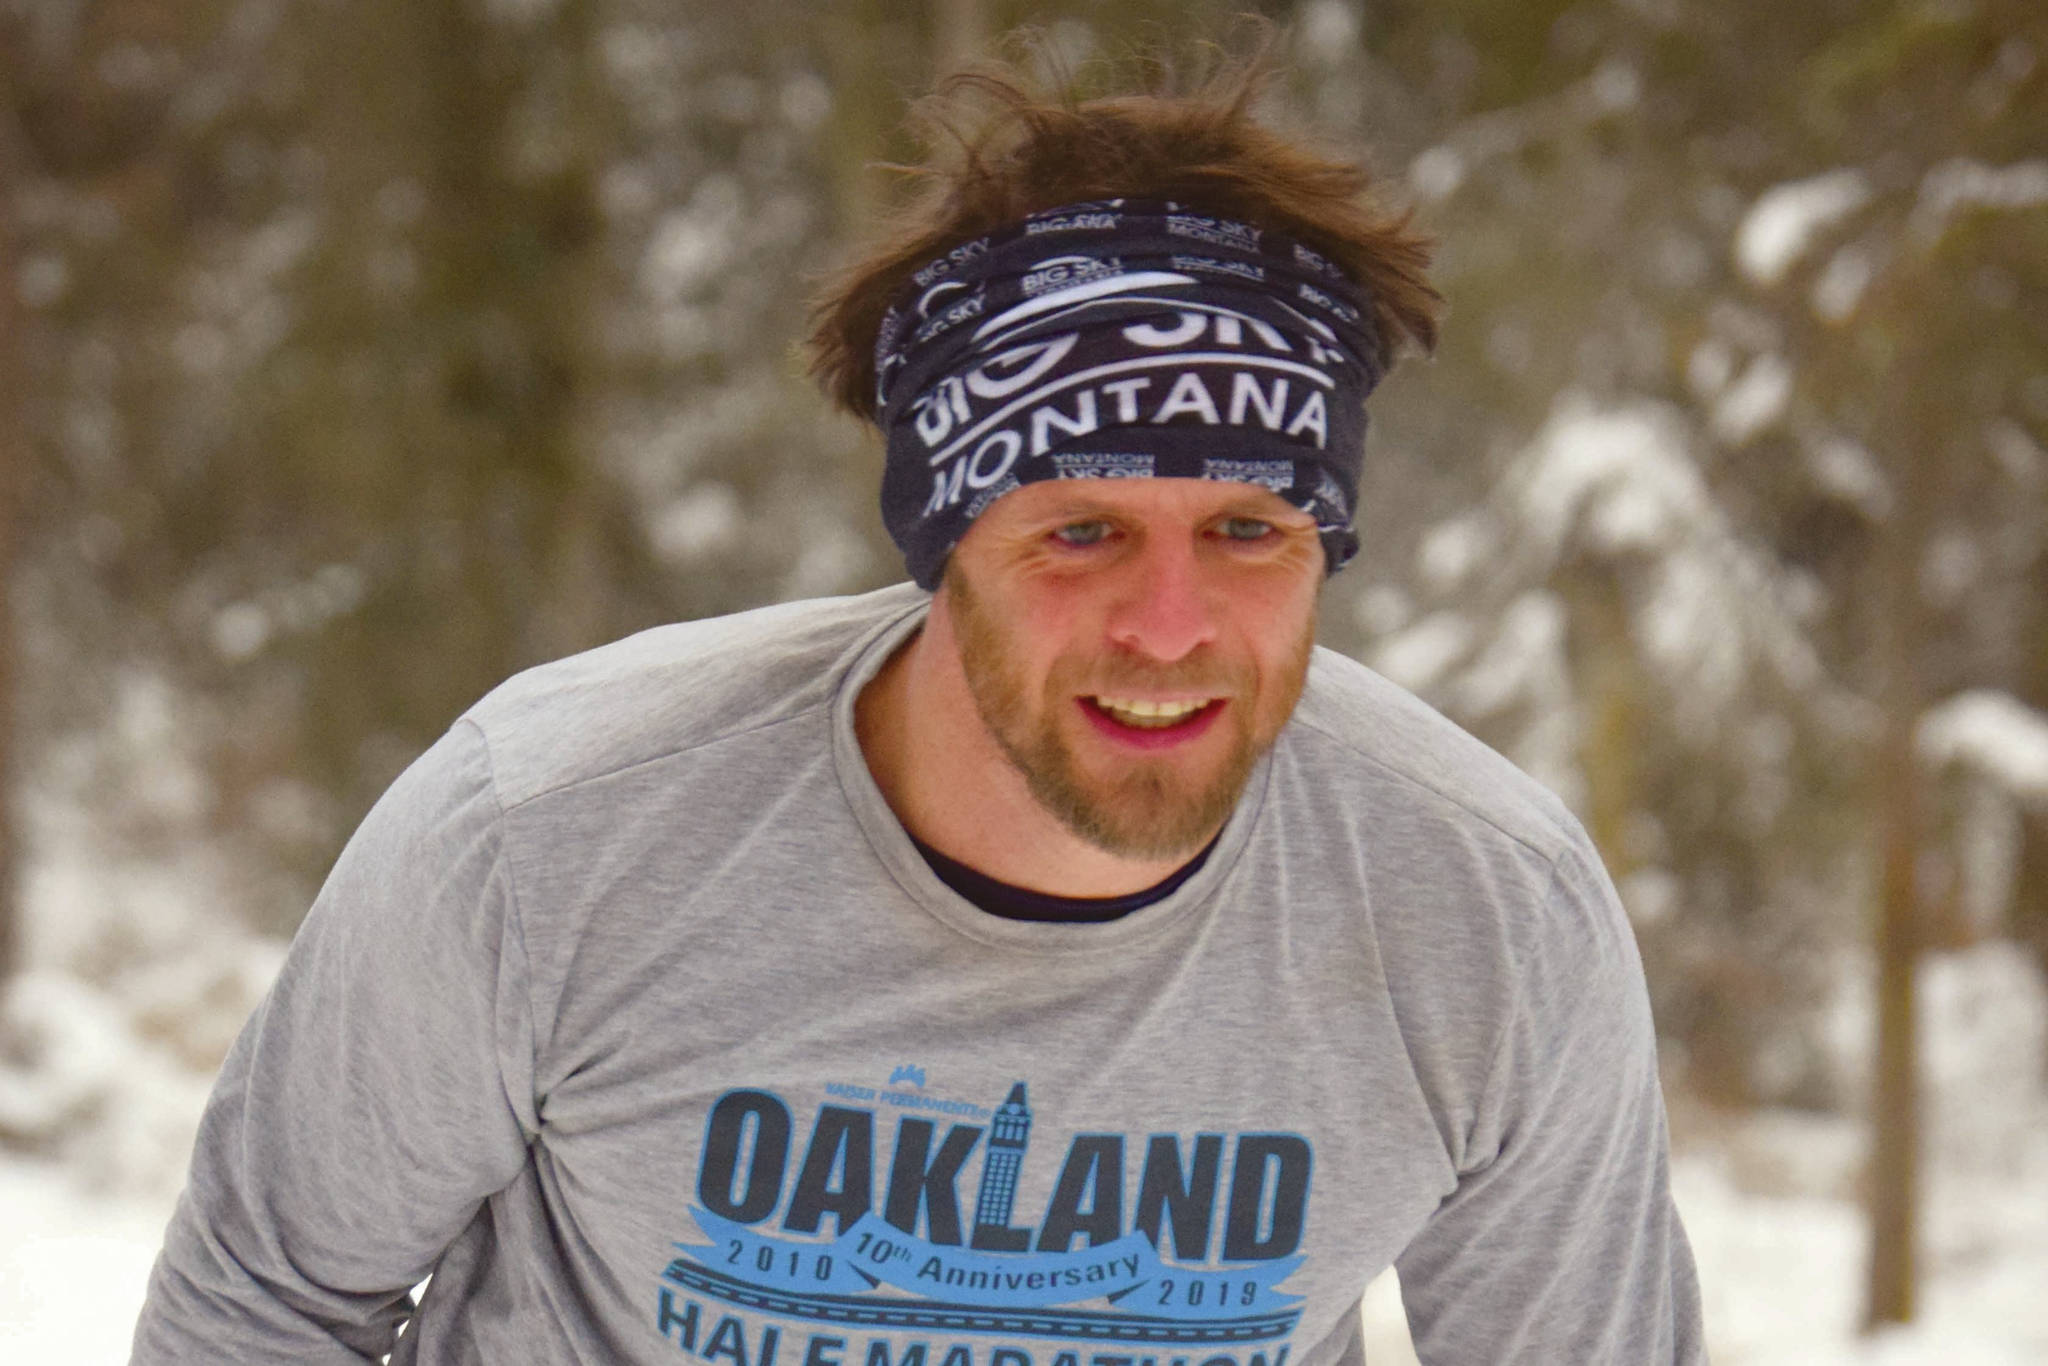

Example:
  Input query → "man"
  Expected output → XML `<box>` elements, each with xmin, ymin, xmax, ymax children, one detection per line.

<box><xmin>134</xmin><ymin>50</ymin><xmax>1704</xmax><ymax>1366</ymax></box>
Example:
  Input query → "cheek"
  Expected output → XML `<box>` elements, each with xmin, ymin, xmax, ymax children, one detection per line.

<box><xmin>1242</xmin><ymin>574</ymin><xmax>1319</xmax><ymax>646</ymax></box>
<box><xmin>986</xmin><ymin>610</ymin><xmax>1090</xmax><ymax>698</ymax></box>
<box><xmin>1012</xmin><ymin>587</ymin><xmax>1103</xmax><ymax>662</ymax></box>
<box><xmin>1243</xmin><ymin>592</ymin><xmax>1319</xmax><ymax>703</ymax></box>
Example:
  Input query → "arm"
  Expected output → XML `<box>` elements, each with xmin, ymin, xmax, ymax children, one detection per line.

<box><xmin>1394</xmin><ymin>845</ymin><xmax>1706</xmax><ymax>1363</ymax></box>
<box><xmin>132</xmin><ymin>720</ymin><xmax>538</xmax><ymax>1363</ymax></box>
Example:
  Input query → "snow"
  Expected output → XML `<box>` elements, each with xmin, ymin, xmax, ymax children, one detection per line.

<box><xmin>1358</xmin><ymin>1269</ymin><xmax>1418</xmax><ymax>1365</ymax></box>
<box><xmin>1803</xmin><ymin>434</ymin><xmax>1892</xmax><ymax>520</ymax></box>
<box><xmin>3</xmin><ymin>832</ymin><xmax>280</xmax><ymax>1199</ymax></box>
<box><xmin>1637</xmin><ymin>550</ymin><xmax>1752</xmax><ymax>719</ymax></box>
<box><xmin>1406</xmin><ymin>145</ymin><xmax>1465</xmax><ymax>204</ymax></box>
<box><xmin>1512</xmin><ymin>395</ymin><xmax>1709</xmax><ymax>557</ymax></box>
<box><xmin>651</xmin><ymin>481</ymin><xmax>744</xmax><ymax>561</ymax></box>
<box><xmin>208</xmin><ymin>599</ymin><xmax>270</xmax><ymax>660</ymax></box>
<box><xmin>1918</xmin><ymin>690</ymin><xmax>2048</xmax><ymax>805</ymax></box>
<box><xmin>1812</xmin><ymin>242</ymin><xmax>1877</xmax><ymax>323</ymax></box>
<box><xmin>1370</xmin><ymin>608</ymin><xmax>1475</xmax><ymax>693</ymax></box>
<box><xmin>1677</xmin><ymin>942</ymin><xmax>2048</xmax><ymax>1364</ymax></box>
<box><xmin>1448</xmin><ymin>589</ymin><xmax>1568</xmax><ymax>720</ymax></box>
<box><xmin>1920</xmin><ymin>944</ymin><xmax>2047</xmax><ymax>1170</ymax></box>
<box><xmin>1414</xmin><ymin>512</ymin><xmax>1495</xmax><ymax>594</ymax></box>
<box><xmin>1502</xmin><ymin>395</ymin><xmax>1821</xmax><ymax>727</ymax></box>
<box><xmin>1737</xmin><ymin>170</ymin><xmax>1872</xmax><ymax>286</ymax></box>
<box><xmin>1672</xmin><ymin>1143</ymin><xmax>2048</xmax><ymax>1365</ymax></box>
<box><xmin>779</xmin><ymin>519</ymin><xmax>874</xmax><ymax>599</ymax></box>
<box><xmin>1984</xmin><ymin>419</ymin><xmax>2046</xmax><ymax>492</ymax></box>
<box><xmin>1910</xmin><ymin>159</ymin><xmax>2048</xmax><ymax>243</ymax></box>
<box><xmin>0</xmin><ymin>1158</ymin><xmax>173</xmax><ymax>1365</ymax></box>
<box><xmin>1589</xmin><ymin>60</ymin><xmax>1642</xmax><ymax>113</ymax></box>
<box><xmin>1686</xmin><ymin>337</ymin><xmax>1737</xmax><ymax>398</ymax></box>
<box><xmin>1620</xmin><ymin>865</ymin><xmax>1683</xmax><ymax>925</ymax></box>
<box><xmin>1380</xmin><ymin>583</ymin><xmax>1582</xmax><ymax>809</ymax></box>
<box><xmin>642</xmin><ymin>175</ymin><xmax>744</xmax><ymax>301</ymax></box>
<box><xmin>1919</xmin><ymin>529</ymin><xmax>1985</xmax><ymax>607</ymax></box>
<box><xmin>1353</xmin><ymin>582</ymin><xmax>1414</xmax><ymax>638</ymax></box>
<box><xmin>0</xmin><ymin>975</ymin><xmax>222</xmax><ymax>1200</ymax></box>
<box><xmin>1296</xmin><ymin>0</ymin><xmax>1362</xmax><ymax>63</ymax></box>
<box><xmin>1710</xmin><ymin>353</ymin><xmax>1794</xmax><ymax>446</ymax></box>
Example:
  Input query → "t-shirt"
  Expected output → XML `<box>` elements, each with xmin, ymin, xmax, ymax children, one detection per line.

<box><xmin>132</xmin><ymin>583</ymin><xmax>1704</xmax><ymax>1365</ymax></box>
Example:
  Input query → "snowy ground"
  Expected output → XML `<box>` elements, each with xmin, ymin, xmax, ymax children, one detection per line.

<box><xmin>0</xmin><ymin>1157</ymin><xmax>179</xmax><ymax>1365</ymax></box>
<box><xmin>1676</xmin><ymin>1145</ymin><xmax>2048</xmax><ymax>1365</ymax></box>
<box><xmin>4</xmin><ymin>943</ymin><xmax>2044</xmax><ymax>1363</ymax></box>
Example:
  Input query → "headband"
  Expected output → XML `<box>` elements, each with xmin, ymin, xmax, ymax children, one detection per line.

<box><xmin>873</xmin><ymin>199</ymin><xmax>1385</xmax><ymax>590</ymax></box>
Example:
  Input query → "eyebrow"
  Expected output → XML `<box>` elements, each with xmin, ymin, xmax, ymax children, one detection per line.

<box><xmin>1031</xmin><ymin>491</ymin><xmax>1307</xmax><ymax>521</ymax></box>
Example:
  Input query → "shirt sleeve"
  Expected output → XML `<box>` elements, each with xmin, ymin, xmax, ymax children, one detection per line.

<box><xmin>131</xmin><ymin>719</ymin><xmax>538</xmax><ymax>1364</ymax></box>
<box><xmin>1393</xmin><ymin>842</ymin><xmax>1707</xmax><ymax>1364</ymax></box>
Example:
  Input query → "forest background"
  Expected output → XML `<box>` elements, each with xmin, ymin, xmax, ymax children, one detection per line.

<box><xmin>1</xmin><ymin>0</ymin><xmax>2045</xmax><ymax>1361</ymax></box>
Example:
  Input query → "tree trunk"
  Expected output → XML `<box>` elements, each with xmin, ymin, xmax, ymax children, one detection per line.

<box><xmin>2011</xmin><ymin>555</ymin><xmax>2048</xmax><ymax>1039</ymax></box>
<box><xmin>820</xmin><ymin>0</ymin><xmax>900</xmax><ymax>243</ymax></box>
<box><xmin>0</xmin><ymin>67</ymin><xmax>26</xmax><ymax>987</ymax></box>
<box><xmin>1862</xmin><ymin>442</ymin><xmax>1934</xmax><ymax>1331</ymax></box>
<box><xmin>1864</xmin><ymin>668</ymin><xmax>1920</xmax><ymax>1327</ymax></box>
<box><xmin>932</xmin><ymin>0</ymin><xmax>990</xmax><ymax>71</ymax></box>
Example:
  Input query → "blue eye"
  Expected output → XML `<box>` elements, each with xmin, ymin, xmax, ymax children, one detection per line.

<box><xmin>1218</xmin><ymin>517</ymin><xmax>1274</xmax><ymax>541</ymax></box>
<box><xmin>1053</xmin><ymin>521</ymin><xmax>1112</xmax><ymax>547</ymax></box>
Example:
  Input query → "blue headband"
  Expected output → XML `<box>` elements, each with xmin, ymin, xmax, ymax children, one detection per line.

<box><xmin>873</xmin><ymin>199</ymin><xmax>1384</xmax><ymax>590</ymax></box>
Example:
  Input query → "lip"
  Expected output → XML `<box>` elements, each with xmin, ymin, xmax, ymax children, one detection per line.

<box><xmin>1076</xmin><ymin>696</ymin><xmax>1228</xmax><ymax>751</ymax></box>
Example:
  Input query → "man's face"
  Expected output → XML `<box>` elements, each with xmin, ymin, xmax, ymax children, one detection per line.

<box><xmin>939</xmin><ymin>478</ymin><xmax>1324</xmax><ymax>862</ymax></box>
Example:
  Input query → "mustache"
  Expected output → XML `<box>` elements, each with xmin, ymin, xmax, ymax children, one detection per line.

<box><xmin>1053</xmin><ymin>653</ymin><xmax>1252</xmax><ymax>697</ymax></box>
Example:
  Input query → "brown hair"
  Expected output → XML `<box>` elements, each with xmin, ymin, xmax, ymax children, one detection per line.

<box><xmin>806</xmin><ymin>30</ymin><xmax>1443</xmax><ymax>424</ymax></box>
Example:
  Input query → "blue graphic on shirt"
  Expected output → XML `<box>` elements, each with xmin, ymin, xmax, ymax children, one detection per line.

<box><xmin>657</xmin><ymin>1079</ymin><xmax>1312</xmax><ymax>1346</ymax></box>
<box><xmin>681</xmin><ymin>1207</ymin><xmax>1303</xmax><ymax>1317</ymax></box>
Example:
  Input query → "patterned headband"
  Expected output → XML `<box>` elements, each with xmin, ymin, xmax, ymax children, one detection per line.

<box><xmin>873</xmin><ymin>199</ymin><xmax>1385</xmax><ymax>590</ymax></box>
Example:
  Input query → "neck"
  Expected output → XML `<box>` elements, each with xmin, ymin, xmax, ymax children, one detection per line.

<box><xmin>855</xmin><ymin>611</ymin><xmax>1206</xmax><ymax>900</ymax></box>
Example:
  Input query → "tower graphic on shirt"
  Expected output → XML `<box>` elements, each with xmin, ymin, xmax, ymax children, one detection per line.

<box><xmin>970</xmin><ymin>1082</ymin><xmax>1032</xmax><ymax>1246</ymax></box>
<box><xmin>664</xmin><ymin>1075</ymin><xmax>1309</xmax><ymax>1346</ymax></box>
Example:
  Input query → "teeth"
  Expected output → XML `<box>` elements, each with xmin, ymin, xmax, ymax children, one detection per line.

<box><xmin>1093</xmin><ymin>697</ymin><xmax>1212</xmax><ymax>727</ymax></box>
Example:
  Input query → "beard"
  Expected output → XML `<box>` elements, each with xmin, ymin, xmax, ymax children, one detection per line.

<box><xmin>945</xmin><ymin>567</ymin><xmax>1312</xmax><ymax>862</ymax></box>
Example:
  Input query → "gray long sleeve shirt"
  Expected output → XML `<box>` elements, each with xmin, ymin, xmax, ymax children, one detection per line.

<box><xmin>133</xmin><ymin>583</ymin><xmax>1704</xmax><ymax>1364</ymax></box>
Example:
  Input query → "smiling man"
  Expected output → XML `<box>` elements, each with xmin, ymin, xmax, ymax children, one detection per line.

<box><xmin>860</xmin><ymin>478</ymin><xmax>1324</xmax><ymax>890</ymax></box>
<box><xmin>135</xmin><ymin>46</ymin><xmax>1703</xmax><ymax>1366</ymax></box>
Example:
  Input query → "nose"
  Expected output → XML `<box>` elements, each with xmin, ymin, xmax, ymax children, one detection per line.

<box><xmin>1103</xmin><ymin>533</ymin><xmax>1220</xmax><ymax>663</ymax></box>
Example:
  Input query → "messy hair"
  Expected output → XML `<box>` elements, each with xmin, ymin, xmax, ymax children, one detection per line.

<box><xmin>806</xmin><ymin>27</ymin><xmax>1443</xmax><ymax>424</ymax></box>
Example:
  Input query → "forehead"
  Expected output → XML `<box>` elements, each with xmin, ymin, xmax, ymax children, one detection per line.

<box><xmin>976</xmin><ymin>477</ymin><xmax>1307</xmax><ymax>527</ymax></box>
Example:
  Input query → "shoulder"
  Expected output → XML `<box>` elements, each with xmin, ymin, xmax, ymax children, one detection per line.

<box><xmin>1278</xmin><ymin>651</ymin><xmax>1650</xmax><ymax>1170</ymax></box>
<box><xmin>1275</xmin><ymin>645</ymin><xmax>1606</xmax><ymax>968</ymax></box>
<box><xmin>1282</xmin><ymin>645</ymin><xmax>1585</xmax><ymax>867</ymax></box>
<box><xmin>460</xmin><ymin>583</ymin><xmax>929</xmax><ymax>809</ymax></box>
